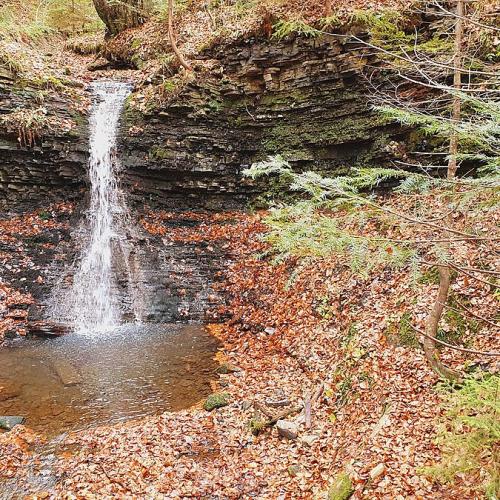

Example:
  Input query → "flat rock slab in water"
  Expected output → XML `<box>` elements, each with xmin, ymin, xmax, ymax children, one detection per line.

<box><xmin>0</xmin><ymin>382</ymin><xmax>21</xmax><ymax>402</ymax></box>
<box><xmin>52</xmin><ymin>359</ymin><xmax>82</xmax><ymax>386</ymax></box>
<box><xmin>27</xmin><ymin>321</ymin><xmax>69</xmax><ymax>337</ymax></box>
<box><xmin>0</xmin><ymin>416</ymin><xmax>25</xmax><ymax>430</ymax></box>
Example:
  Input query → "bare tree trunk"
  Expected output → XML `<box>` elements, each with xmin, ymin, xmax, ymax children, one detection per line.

<box><xmin>93</xmin><ymin>0</ymin><xmax>153</xmax><ymax>36</ymax></box>
<box><xmin>423</xmin><ymin>0</ymin><xmax>464</xmax><ymax>382</ymax></box>
<box><xmin>423</xmin><ymin>265</ymin><xmax>460</xmax><ymax>382</ymax></box>
<box><xmin>447</xmin><ymin>0</ymin><xmax>464</xmax><ymax>179</ymax></box>
<box><xmin>167</xmin><ymin>0</ymin><xmax>192</xmax><ymax>71</ymax></box>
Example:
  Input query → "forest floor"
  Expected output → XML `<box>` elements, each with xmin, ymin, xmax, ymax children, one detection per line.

<box><xmin>1</xmin><ymin>191</ymin><xmax>498</xmax><ymax>498</ymax></box>
<box><xmin>1</xmin><ymin>2</ymin><xmax>499</xmax><ymax>497</ymax></box>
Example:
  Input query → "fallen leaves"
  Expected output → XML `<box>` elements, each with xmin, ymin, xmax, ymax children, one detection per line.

<box><xmin>0</xmin><ymin>191</ymin><xmax>497</xmax><ymax>498</ymax></box>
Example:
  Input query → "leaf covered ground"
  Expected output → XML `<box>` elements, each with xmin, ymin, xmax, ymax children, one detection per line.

<box><xmin>1</xmin><ymin>188</ymin><xmax>498</xmax><ymax>498</ymax></box>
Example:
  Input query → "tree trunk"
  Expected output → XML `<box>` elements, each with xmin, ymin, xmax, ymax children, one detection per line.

<box><xmin>167</xmin><ymin>0</ymin><xmax>192</xmax><ymax>71</ymax></box>
<box><xmin>447</xmin><ymin>0</ymin><xmax>464</xmax><ymax>179</ymax></box>
<box><xmin>423</xmin><ymin>265</ymin><xmax>460</xmax><ymax>382</ymax></box>
<box><xmin>93</xmin><ymin>0</ymin><xmax>153</xmax><ymax>36</ymax></box>
<box><xmin>423</xmin><ymin>0</ymin><xmax>464</xmax><ymax>382</ymax></box>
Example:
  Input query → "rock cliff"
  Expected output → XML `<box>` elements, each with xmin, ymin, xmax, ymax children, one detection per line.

<box><xmin>120</xmin><ymin>33</ymin><xmax>406</xmax><ymax>208</ymax></box>
<box><xmin>0</xmin><ymin>34</ymin><xmax>406</xmax><ymax>209</ymax></box>
<box><xmin>0</xmin><ymin>71</ymin><xmax>88</xmax><ymax>210</ymax></box>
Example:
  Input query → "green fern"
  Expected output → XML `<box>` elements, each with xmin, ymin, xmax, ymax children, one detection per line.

<box><xmin>272</xmin><ymin>20</ymin><xmax>321</xmax><ymax>40</ymax></box>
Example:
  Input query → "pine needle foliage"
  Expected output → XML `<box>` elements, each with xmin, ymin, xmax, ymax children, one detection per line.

<box><xmin>423</xmin><ymin>375</ymin><xmax>500</xmax><ymax>498</ymax></box>
<box><xmin>262</xmin><ymin>204</ymin><xmax>414</xmax><ymax>276</ymax></box>
<box><xmin>244</xmin><ymin>156</ymin><xmax>499</xmax><ymax>273</ymax></box>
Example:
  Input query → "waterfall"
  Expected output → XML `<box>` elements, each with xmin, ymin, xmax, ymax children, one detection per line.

<box><xmin>66</xmin><ymin>81</ymin><xmax>131</xmax><ymax>334</ymax></box>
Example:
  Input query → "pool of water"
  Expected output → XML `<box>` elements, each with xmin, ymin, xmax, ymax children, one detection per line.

<box><xmin>0</xmin><ymin>324</ymin><xmax>219</xmax><ymax>437</ymax></box>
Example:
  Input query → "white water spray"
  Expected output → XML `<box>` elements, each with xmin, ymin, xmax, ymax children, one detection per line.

<box><xmin>68</xmin><ymin>81</ymin><xmax>131</xmax><ymax>333</ymax></box>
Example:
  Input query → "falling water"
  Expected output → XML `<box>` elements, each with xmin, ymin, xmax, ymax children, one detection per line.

<box><xmin>68</xmin><ymin>81</ymin><xmax>131</xmax><ymax>333</ymax></box>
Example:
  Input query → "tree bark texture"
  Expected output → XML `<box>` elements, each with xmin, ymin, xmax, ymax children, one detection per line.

<box><xmin>93</xmin><ymin>0</ymin><xmax>153</xmax><ymax>35</ymax></box>
<box><xmin>447</xmin><ymin>0</ymin><xmax>464</xmax><ymax>179</ymax></box>
<box><xmin>168</xmin><ymin>0</ymin><xmax>192</xmax><ymax>71</ymax></box>
<box><xmin>423</xmin><ymin>0</ymin><xmax>465</xmax><ymax>382</ymax></box>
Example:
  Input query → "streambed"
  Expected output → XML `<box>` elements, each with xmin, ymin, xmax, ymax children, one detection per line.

<box><xmin>0</xmin><ymin>324</ymin><xmax>219</xmax><ymax>437</ymax></box>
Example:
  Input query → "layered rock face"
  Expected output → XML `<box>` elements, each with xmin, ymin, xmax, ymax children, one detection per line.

<box><xmin>0</xmin><ymin>34</ymin><xmax>407</xmax><ymax>323</ymax></box>
<box><xmin>121</xmin><ymin>34</ymin><xmax>405</xmax><ymax>208</ymax></box>
<box><xmin>0</xmin><ymin>72</ymin><xmax>88</xmax><ymax>211</ymax></box>
<box><xmin>0</xmin><ymin>34</ymin><xmax>405</xmax><ymax>210</ymax></box>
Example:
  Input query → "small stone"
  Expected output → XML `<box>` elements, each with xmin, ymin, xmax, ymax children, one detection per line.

<box><xmin>328</xmin><ymin>472</ymin><xmax>353</xmax><ymax>500</ymax></box>
<box><xmin>264</xmin><ymin>327</ymin><xmax>276</xmax><ymax>335</ymax></box>
<box><xmin>0</xmin><ymin>416</ymin><xmax>25</xmax><ymax>430</ymax></box>
<box><xmin>265</xmin><ymin>396</ymin><xmax>291</xmax><ymax>408</ymax></box>
<box><xmin>215</xmin><ymin>362</ymin><xmax>240</xmax><ymax>374</ymax></box>
<box><xmin>241</xmin><ymin>401</ymin><xmax>252</xmax><ymax>411</ymax></box>
<box><xmin>203</xmin><ymin>392</ymin><xmax>230</xmax><ymax>411</ymax></box>
<box><xmin>276</xmin><ymin>419</ymin><xmax>298</xmax><ymax>440</ymax></box>
<box><xmin>301</xmin><ymin>434</ymin><xmax>319</xmax><ymax>447</ymax></box>
<box><xmin>369</xmin><ymin>463</ymin><xmax>386</xmax><ymax>480</ymax></box>
<box><xmin>87</xmin><ymin>57</ymin><xmax>110</xmax><ymax>71</ymax></box>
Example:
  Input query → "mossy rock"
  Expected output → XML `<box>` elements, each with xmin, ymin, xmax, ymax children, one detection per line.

<box><xmin>203</xmin><ymin>392</ymin><xmax>230</xmax><ymax>411</ymax></box>
<box><xmin>215</xmin><ymin>362</ymin><xmax>240</xmax><ymax>374</ymax></box>
<box><xmin>328</xmin><ymin>472</ymin><xmax>353</xmax><ymax>500</ymax></box>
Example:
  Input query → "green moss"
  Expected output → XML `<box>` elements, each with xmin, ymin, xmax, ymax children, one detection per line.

<box><xmin>162</xmin><ymin>79</ymin><xmax>177</xmax><ymax>93</ymax></box>
<box><xmin>130</xmin><ymin>53</ymin><xmax>145</xmax><ymax>69</ymax></box>
<box><xmin>259</xmin><ymin>89</ymin><xmax>310</xmax><ymax>108</ymax></box>
<box><xmin>149</xmin><ymin>146</ymin><xmax>173</xmax><ymax>160</ymax></box>
<box><xmin>328</xmin><ymin>472</ymin><xmax>354</xmax><ymax>500</ymax></box>
<box><xmin>38</xmin><ymin>210</ymin><xmax>52</xmax><ymax>221</ymax></box>
<box><xmin>437</xmin><ymin>295</ymin><xmax>480</xmax><ymax>347</ymax></box>
<box><xmin>398</xmin><ymin>312</ymin><xmax>419</xmax><ymax>348</ymax></box>
<box><xmin>418</xmin><ymin>267</ymin><xmax>440</xmax><ymax>285</ymax></box>
<box><xmin>341</xmin><ymin>323</ymin><xmax>359</xmax><ymax>349</ymax></box>
<box><xmin>131</xmin><ymin>38</ymin><xmax>142</xmax><ymax>50</ymax></box>
<box><xmin>20</xmin><ymin>74</ymin><xmax>67</xmax><ymax>91</ymax></box>
<box><xmin>248</xmin><ymin>416</ymin><xmax>267</xmax><ymax>436</ymax></box>
<box><xmin>262</xmin><ymin>114</ymin><xmax>388</xmax><ymax>154</ymax></box>
<box><xmin>122</xmin><ymin>94</ymin><xmax>145</xmax><ymax>124</ymax></box>
<box><xmin>418</xmin><ymin>36</ymin><xmax>453</xmax><ymax>54</ymax></box>
<box><xmin>203</xmin><ymin>392</ymin><xmax>230</xmax><ymax>411</ymax></box>
<box><xmin>348</xmin><ymin>8</ymin><xmax>413</xmax><ymax>50</ymax></box>
<box><xmin>248</xmin><ymin>173</ymin><xmax>301</xmax><ymax>209</ymax></box>
<box><xmin>315</xmin><ymin>294</ymin><xmax>335</xmax><ymax>320</ymax></box>
<box><xmin>385</xmin><ymin>312</ymin><xmax>420</xmax><ymax>348</ymax></box>
<box><xmin>206</xmin><ymin>98</ymin><xmax>222</xmax><ymax>112</ymax></box>
<box><xmin>421</xmin><ymin>375</ymin><xmax>500</xmax><ymax>497</ymax></box>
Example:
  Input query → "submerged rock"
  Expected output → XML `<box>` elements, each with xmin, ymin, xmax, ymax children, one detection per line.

<box><xmin>52</xmin><ymin>359</ymin><xmax>82</xmax><ymax>386</ymax></box>
<box><xmin>0</xmin><ymin>381</ymin><xmax>21</xmax><ymax>401</ymax></box>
